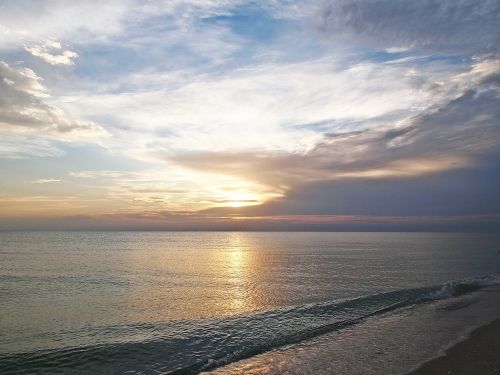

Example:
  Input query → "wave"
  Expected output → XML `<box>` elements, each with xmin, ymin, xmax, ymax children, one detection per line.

<box><xmin>1</xmin><ymin>273</ymin><xmax>499</xmax><ymax>375</ymax></box>
<box><xmin>426</xmin><ymin>274</ymin><xmax>500</xmax><ymax>300</ymax></box>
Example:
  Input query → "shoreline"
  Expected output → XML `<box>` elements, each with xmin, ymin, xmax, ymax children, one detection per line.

<box><xmin>409</xmin><ymin>315</ymin><xmax>500</xmax><ymax>375</ymax></box>
<box><xmin>207</xmin><ymin>285</ymin><xmax>500</xmax><ymax>374</ymax></box>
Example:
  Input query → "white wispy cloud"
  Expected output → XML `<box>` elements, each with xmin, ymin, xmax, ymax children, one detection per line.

<box><xmin>25</xmin><ymin>39</ymin><xmax>78</xmax><ymax>65</ymax></box>
<box><xmin>0</xmin><ymin>0</ymin><xmax>247</xmax><ymax>51</ymax></box>
<box><xmin>0</xmin><ymin>1</ymin><xmax>128</xmax><ymax>50</ymax></box>
<box><xmin>0</xmin><ymin>135</ymin><xmax>64</xmax><ymax>159</ymax></box>
<box><xmin>58</xmin><ymin>57</ymin><xmax>457</xmax><ymax>160</ymax></box>
<box><xmin>33</xmin><ymin>178</ymin><xmax>62</xmax><ymax>184</ymax></box>
<box><xmin>69</xmin><ymin>170</ymin><xmax>126</xmax><ymax>179</ymax></box>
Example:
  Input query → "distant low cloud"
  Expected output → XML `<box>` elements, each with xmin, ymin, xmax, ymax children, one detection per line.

<box><xmin>1</xmin><ymin>210</ymin><xmax>498</xmax><ymax>232</ymax></box>
<box><xmin>25</xmin><ymin>39</ymin><xmax>78</xmax><ymax>65</ymax></box>
<box><xmin>33</xmin><ymin>178</ymin><xmax>61</xmax><ymax>184</ymax></box>
<box><xmin>69</xmin><ymin>170</ymin><xmax>125</xmax><ymax>178</ymax></box>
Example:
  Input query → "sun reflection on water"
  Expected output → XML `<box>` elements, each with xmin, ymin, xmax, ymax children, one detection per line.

<box><xmin>120</xmin><ymin>232</ymin><xmax>278</xmax><ymax>322</ymax></box>
<box><xmin>226</xmin><ymin>233</ymin><xmax>250</xmax><ymax>311</ymax></box>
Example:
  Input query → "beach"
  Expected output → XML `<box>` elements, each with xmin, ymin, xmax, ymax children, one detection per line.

<box><xmin>410</xmin><ymin>315</ymin><xmax>500</xmax><ymax>375</ymax></box>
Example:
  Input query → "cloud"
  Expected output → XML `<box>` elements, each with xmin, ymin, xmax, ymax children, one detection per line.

<box><xmin>0</xmin><ymin>0</ymin><xmax>246</xmax><ymax>51</ymax></box>
<box><xmin>1</xmin><ymin>210</ymin><xmax>498</xmax><ymax>231</ymax></box>
<box><xmin>232</xmin><ymin>151</ymin><xmax>500</xmax><ymax>217</ymax></box>
<box><xmin>33</xmin><ymin>179</ymin><xmax>62</xmax><ymax>184</ymax></box>
<box><xmin>0</xmin><ymin>60</ymin><xmax>107</xmax><ymax>142</ymax></box>
<box><xmin>0</xmin><ymin>135</ymin><xmax>64</xmax><ymax>159</ymax></box>
<box><xmin>171</xmin><ymin>56</ymin><xmax>499</xmax><ymax>223</ymax></box>
<box><xmin>25</xmin><ymin>39</ymin><xmax>78</xmax><ymax>65</ymax></box>
<box><xmin>69</xmin><ymin>170</ymin><xmax>126</xmax><ymax>178</ymax></box>
<box><xmin>319</xmin><ymin>0</ymin><xmax>500</xmax><ymax>53</ymax></box>
<box><xmin>59</xmin><ymin>56</ymin><xmax>459</xmax><ymax>161</ymax></box>
<box><xmin>166</xmin><ymin>57</ymin><xmax>500</xmax><ymax>190</ymax></box>
<box><xmin>0</xmin><ymin>0</ymin><xmax>498</xmax><ymax>229</ymax></box>
<box><xmin>0</xmin><ymin>1</ymin><xmax>127</xmax><ymax>50</ymax></box>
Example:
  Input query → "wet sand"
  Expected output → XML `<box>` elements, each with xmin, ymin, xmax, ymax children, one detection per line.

<box><xmin>410</xmin><ymin>316</ymin><xmax>500</xmax><ymax>375</ymax></box>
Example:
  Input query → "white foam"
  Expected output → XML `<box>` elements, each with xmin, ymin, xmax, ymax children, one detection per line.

<box><xmin>428</xmin><ymin>273</ymin><xmax>500</xmax><ymax>300</ymax></box>
<box><xmin>428</xmin><ymin>284</ymin><xmax>457</xmax><ymax>300</ymax></box>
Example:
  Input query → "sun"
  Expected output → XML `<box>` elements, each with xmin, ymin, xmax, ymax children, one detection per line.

<box><xmin>221</xmin><ymin>192</ymin><xmax>262</xmax><ymax>208</ymax></box>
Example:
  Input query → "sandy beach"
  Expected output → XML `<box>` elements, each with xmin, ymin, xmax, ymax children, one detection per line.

<box><xmin>410</xmin><ymin>316</ymin><xmax>500</xmax><ymax>375</ymax></box>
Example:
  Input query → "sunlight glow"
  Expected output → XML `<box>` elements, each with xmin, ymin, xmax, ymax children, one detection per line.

<box><xmin>220</xmin><ymin>192</ymin><xmax>262</xmax><ymax>208</ymax></box>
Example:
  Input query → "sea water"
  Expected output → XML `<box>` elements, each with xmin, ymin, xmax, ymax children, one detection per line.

<box><xmin>1</xmin><ymin>232</ymin><xmax>500</xmax><ymax>374</ymax></box>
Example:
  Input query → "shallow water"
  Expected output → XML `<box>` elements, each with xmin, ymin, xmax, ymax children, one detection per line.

<box><xmin>1</xmin><ymin>232</ymin><xmax>500</xmax><ymax>373</ymax></box>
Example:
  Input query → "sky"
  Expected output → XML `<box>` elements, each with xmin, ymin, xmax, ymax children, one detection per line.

<box><xmin>0</xmin><ymin>0</ymin><xmax>499</xmax><ymax>231</ymax></box>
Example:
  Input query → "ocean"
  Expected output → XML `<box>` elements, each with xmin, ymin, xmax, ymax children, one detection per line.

<box><xmin>1</xmin><ymin>231</ymin><xmax>500</xmax><ymax>374</ymax></box>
